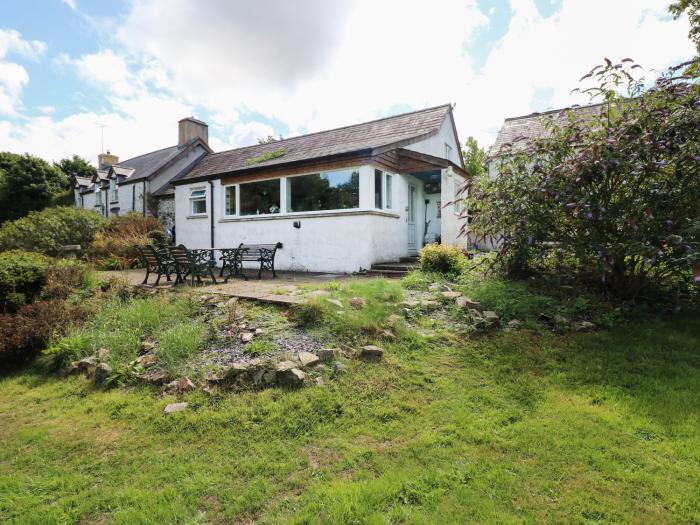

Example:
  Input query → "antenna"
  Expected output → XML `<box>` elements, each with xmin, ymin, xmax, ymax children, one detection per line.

<box><xmin>95</xmin><ymin>122</ymin><xmax>110</xmax><ymax>153</ymax></box>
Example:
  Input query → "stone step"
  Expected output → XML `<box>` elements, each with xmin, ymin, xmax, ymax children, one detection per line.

<box><xmin>365</xmin><ymin>269</ymin><xmax>408</xmax><ymax>278</ymax></box>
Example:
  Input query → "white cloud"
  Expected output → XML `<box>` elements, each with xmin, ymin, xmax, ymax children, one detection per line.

<box><xmin>0</xmin><ymin>29</ymin><xmax>47</xmax><ymax>116</ymax></box>
<box><xmin>61</xmin><ymin>0</ymin><xmax>77</xmax><ymax>10</ymax></box>
<box><xmin>72</xmin><ymin>49</ymin><xmax>139</xmax><ymax>97</ymax></box>
<box><xmin>0</xmin><ymin>29</ymin><xmax>47</xmax><ymax>61</ymax></box>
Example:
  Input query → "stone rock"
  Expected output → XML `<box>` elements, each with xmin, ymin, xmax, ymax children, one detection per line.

<box><xmin>326</xmin><ymin>298</ymin><xmax>343</xmax><ymax>308</ymax></box>
<box><xmin>137</xmin><ymin>353</ymin><xmax>157</xmax><ymax>367</ymax></box>
<box><xmin>141</xmin><ymin>341</ymin><xmax>156</xmax><ymax>353</ymax></box>
<box><xmin>96</xmin><ymin>347</ymin><xmax>110</xmax><ymax>361</ymax></box>
<box><xmin>386</xmin><ymin>314</ymin><xmax>402</xmax><ymax>326</ymax></box>
<box><xmin>165</xmin><ymin>377</ymin><xmax>196</xmax><ymax>393</ymax></box>
<box><xmin>308</xmin><ymin>290</ymin><xmax>330</xmax><ymax>298</ymax></box>
<box><xmin>572</xmin><ymin>320</ymin><xmax>596</xmax><ymax>332</ymax></box>
<box><xmin>317</xmin><ymin>348</ymin><xmax>339</xmax><ymax>362</ymax></box>
<box><xmin>401</xmin><ymin>300</ymin><xmax>421</xmax><ymax>308</ymax></box>
<box><xmin>67</xmin><ymin>361</ymin><xmax>81</xmax><ymax>375</ymax></box>
<box><xmin>205</xmin><ymin>371</ymin><xmax>226</xmax><ymax>384</ymax></box>
<box><xmin>358</xmin><ymin>345</ymin><xmax>384</xmax><ymax>361</ymax></box>
<box><xmin>93</xmin><ymin>362</ymin><xmax>112</xmax><ymax>384</ymax></box>
<box><xmin>240</xmin><ymin>331</ymin><xmax>254</xmax><ymax>343</ymax></box>
<box><xmin>419</xmin><ymin>300</ymin><xmax>439</xmax><ymax>308</ymax></box>
<box><xmin>315</xmin><ymin>377</ymin><xmax>324</xmax><ymax>386</ymax></box>
<box><xmin>380</xmin><ymin>329</ymin><xmax>396</xmax><ymax>339</ymax></box>
<box><xmin>456</xmin><ymin>296</ymin><xmax>482</xmax><ymax>310</ymax></box>
<box><xmin>276</xmin><ymin>360</ymin><xmax>298</xmax><ymax>372</ymax></box>
<box><xmin>428</xmin><ymin>283</ymin><xmax>443</xmax><ymax>292</ymax></box>
<box><xmin>298</xmin><ymin>351</ymin><xmax>320</xmax><ymax>368</ymax></box>
<box><xmin>506</xmin><ymin>319</ymin><xmax>522</xmax><ymax>330</ymax></box>
<box><xmin>224</xmin><ymin>297</ymin><xmax>239</xmax><ymax>308</ymax></box>
<box><xmin>553</xmin><ymin>315</ymin><xmax>570</xmax><ymax>327</ymax></box>
<box><xmin>254</xmin><ymin>328</ymin><xmax>265</xmax><ymax>335</ymax></box>
<box><xmin>483</xmin><ymin>311</ymin><xmax>500</xmax><ymax>326</ymax></box>
<box><xmin>333</xmin><ymin>362</ymin><xmax>347</xmax><ymax>375</ymax></box>
<box><xmin>142</xmin><ymin>369</ymin><xmax>170</xmax><ymax>386</ymax></box>
<box><xmin>349</xmin><ymin>297</ymin><xmax>368</xmax><ymax>309</ymax></box>
<box><xmin>277</xmin><ymin>367</ymin><xmax>305</xmax><ymax>386</ymax></box>
<box><xmin>77</xmin><ymin>356</ymin><xmax>97</xmax><ymax>371</ymax></box>
<box><xmin>441</xmin><ymin>291</ymin><xmax>462</xmax><ymax>300</ymax></box>
<box><xmin>164</xmin><ymin>402</ymin><xmax>188</xmax><ymax>414</ymax></box>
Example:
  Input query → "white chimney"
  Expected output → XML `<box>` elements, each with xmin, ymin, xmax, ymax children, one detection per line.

<box><xmin>178</xmin><ymin>117</ymin><xmax>208</xmax><ymax>147</ymax></box>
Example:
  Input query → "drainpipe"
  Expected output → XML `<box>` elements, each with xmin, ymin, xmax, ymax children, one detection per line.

<box><xmin>142</xmin><ymin>181</ymin><xmax>147</xmax><ymax>216</ymax></box>
<box><xmin>132</xmin><ymin>185</ymin><xmax>135</xmax><ymax>211</ymax></box>
<box><xmin>208</xmin><ymin>180</ymin><xmax>215</xmax><ymax>248</ymax></box>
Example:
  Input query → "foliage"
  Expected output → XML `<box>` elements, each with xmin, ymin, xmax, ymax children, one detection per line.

<box><xmin>244</xmin><ymin>148</ymin><xmax>286</xmax><ymax>166</ymax></box>
<box><xmin>0</xmin><ymin>152</ymin><xmax>70</xmax><ymax>222</ymax></box>
<box><xmin>461</xmin><ymin>136</ymin><xmax>487</xmax><ymax>177</ymax></box>
<box><xmin>156</xmin><ymin>322</ymin><xmax>207</xmax><ymax>374</ymax></box>
<box><xmin>54</xmin><ymin>155</ymin><xmax>97</xmax><ymax>183</ymax></box>
<box><xmin>41</xmin><ymin>259</ymin><xmax>96</xmax><ymax>301</ymax></box>
<box><xmin>89</xmin><ymin>212</ymin><xmax>162</xmax><ymax>269</ymax></box>
<box><xmin>0</xmin><ymin>250</ymin><xmax>51</xmax><ymax>312</ymax></box>
<box><xmin>467</xmin><ymin>59</ymin><xmax>700</xmax><ymax>298</ymax></box>
<box><xmin>0</xmin><ymin>206</ymin><xmax>105</xmax><ymax>256</ymax></box>
<box><xmin>670</xmin><ymin>0</ymin><xmax>700</xmax><ymax>54</ymax></box>
<box><xmin>0</xmin><ymin>299</ymin><xmax>88</xmax><ymax>366</ymax></box>
<box><xmin>147</xmin><ymin>229</ymin><xmax>168</xmax><ymax>247</ymax></box>
<box><xmin>258</xmin><ymin>135</ymin><xmax>284</xmax><ymax>144</ymax></box>
<box><xmin>419</xmin><ymin>243</ymin><xmax>468</xmax><ymax>275</ymax></box>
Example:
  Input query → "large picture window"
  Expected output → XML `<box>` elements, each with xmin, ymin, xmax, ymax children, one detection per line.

<box><xmin>189</xmin><ymin>188</ymin><xmax>207</xmax><ymax>215</ymax></box>
<box><xmin>287</xmin><ymin>169</ymin><xmax>359</xmax><ymax>212</ymax></box>
<box><xmin>224</xmin><ymin>185</ymin><xmax>236</xmax><ymax>215</ymax></box>
<box><xmin>239</xmin><ymin>179</ymin><xmax>280</xmax><ymax>216</ymax></box>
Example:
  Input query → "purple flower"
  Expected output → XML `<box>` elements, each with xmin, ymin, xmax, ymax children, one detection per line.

<box><xmin>657</xmin><ymin>249</ymin><xmax>664</xmax><ymax>257</ymax></box>
<box><xmin>695</xmin><ymin>275</ymin><xmax>700</xmax><ymax>285</ymax></box>
<box><xmin>666</xmin><ymin>219</ymin><xmax>673</xmax><ymax>226</ymax></box>
<box><xmin>586</xmin><ymin>212</ymin><xmax>594</xmax><ymax>219</ymax></box>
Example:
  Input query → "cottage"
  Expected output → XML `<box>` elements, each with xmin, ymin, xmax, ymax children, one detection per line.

<box><xmin>174</xmin><ymin>104</ymin><xmax>468</xmax><ymax>273</ymax></box>
<box><xmin>75</xmin><ymin>118</ymin><xmax>212</xmax><ymax>229</ymax></box>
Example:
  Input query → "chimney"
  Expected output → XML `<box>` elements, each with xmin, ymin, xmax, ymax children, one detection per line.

<box><xmin>178</xmin><ymin>117</ymin><xmax>208</xmax><ymax>147</ymax></box>
<box><xmin>98</xmin><ymin>150</ymin><xmax>119</xmax><ymax>170</ymax></box>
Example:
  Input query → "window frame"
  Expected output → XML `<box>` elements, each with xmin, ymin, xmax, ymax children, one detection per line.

<box><xmin>384</xmin><ymin>172</ymin><xmax>393</xmax><ymax>210</ymax></box>
<box><xmin>189</xmin><ymin>187</ymin><xmax>207</xmax><ymax>216</ymax></box>
<box><xmin>286</xmin><ymin>168</ymin><xmax>361</xmax><ymax>213</ymax></box>
<box><xmin>445</xmin><ymin>143</ymin><xmax>453</xmax><ymax>161</ymax></box>
<box><xmin>238</xmin><ymin>177</ymin><xmax>282</xmax><ymax>217</ymax></box>
<box><xmin>222</xmin><ymin>184</ymin><xmax>238</xmax><ymax>217</ymax></box>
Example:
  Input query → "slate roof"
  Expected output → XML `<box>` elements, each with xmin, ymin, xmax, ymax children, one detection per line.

<box><xmin>151</xmin><ymin>151</ymin><xmax>209</xmax><ymax>197</ymax></box>
<box><xmin>113</xmin><ymin>142</ymin><xmax>186</xmax><ymax>185</ymax></box>
<box><xmin>488</xmin><ymin>102</ymin><xmax>606</xmax><ymax>158</ymax></box>
<box><xmin>74</xmin><ymin>176</ymin><xmax>92</xmax><ymax>188</ymax></box>
<box><xmin>178</xmin><ymin>104</ymin><xmax>454</xmax><ymax>183</ymax></box>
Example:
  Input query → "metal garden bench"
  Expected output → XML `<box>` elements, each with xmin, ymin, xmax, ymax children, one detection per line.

<box><xmin>138</xmin><ymin>245</ymin><xmax>175</xmax><ymax>285</ymax></box>
<box><xmin>220</xmin><ymin>242</ymin><xmax>282</xmax><ymax>281</ymax></box>
<box><xmin>169</xmin><ymin>244</ymin><xmax>218</xmax><ymax>286</ymax></box>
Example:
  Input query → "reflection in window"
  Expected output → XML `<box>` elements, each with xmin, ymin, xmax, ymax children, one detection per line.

<box><xmin>385</xmin><ymin>173</ymin><xmax>393</xmax><ymax>209</ymax></box>
<box><xmin>239</xmin><ymin>179</ymin><xmax>280</xmax><ymax>216</ymax></box>
<box><xmin>190</xmin><ymin>188</ymin><xmax>207</xmax><ymax>215</ymax></box>
<box><xmin>287</xmin><ymin>170</ymin><xmax>359</xmax><ymax>212</ymax></box>
<box><xmin>224</xmin><ymin>185</ymin><xmax>236</xmax><ymax>215</ymax></box>
<box><xmin>375</xmin><ymin>169</ymin><xmax>383</xmax><ymax>209</ymax></box>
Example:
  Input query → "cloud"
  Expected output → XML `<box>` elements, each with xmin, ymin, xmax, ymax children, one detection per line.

<box><xmin>72</xmin><ymin>49</ymin><xmax>140</xmax><ymax>97</ymax></box>
<box><xmin>0</xmin><ymin>29</ymin><xmax>47</xmax><ymax>61</ymax></box>
<box><xmin>0</xmin><ymin>29</ymin><xmax>47</xmax><ymax>116</ymax></box>
<box><xmin>61</xmin><ymin>0</ymin><xmax>77</xmax><ymax>10</ymax></box>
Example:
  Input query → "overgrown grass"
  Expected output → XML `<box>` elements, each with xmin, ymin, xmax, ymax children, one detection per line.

<box><xmin>1</xmin><ymin>309</ymin><xmax>699</xmax><ymax>523</ymax></box>
<box><xmin>157</xmin><ymin>322</ymin><xmax>207</xmax><ymax>375</ymax></box>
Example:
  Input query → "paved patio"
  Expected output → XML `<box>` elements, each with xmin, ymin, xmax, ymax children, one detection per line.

<box><xmin>98</xmin><ymin>268</ymin><xmax>361</xmax><ymax>305</ymax></box>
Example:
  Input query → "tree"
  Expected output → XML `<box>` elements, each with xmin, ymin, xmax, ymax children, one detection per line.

<box><xmin>467</xmin><ymin>58</ymin><xmax>700</xmax><ymax>298</ymax></box>
<box><xmin>54</xmin><ymin>155</ymin><xmax>96</xmax><ymax>183</ymax></box>
<box><xmin>670</xmin><ymin>0</ymin><xmax>700</xmax><ymax>54</ymax></box>
<box><xmin>0</xmin><ymin>153</ymin><xmax>69</xmax><ymax>223</ymax></box>
<box><xmin>461</xmin><ymin>136</ymin><xmax>487</xmax><ymax>177</ymax></box>
<box><xmin>258</xmin><ymin>135</ymin><xmax>284</xmax><ymax>144</ymax></box>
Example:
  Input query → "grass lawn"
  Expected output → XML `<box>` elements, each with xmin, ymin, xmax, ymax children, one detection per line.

<box><xmin>1</xmin><ymin>278</ymin><xmax>699</xmax><ymax>524</ymax></box>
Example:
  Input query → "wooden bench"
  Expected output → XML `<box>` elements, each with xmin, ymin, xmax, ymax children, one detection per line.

<box><xmin>169</xmin><ymin>245</ymin><xmax>217</xmax><ymax>286</ymax></box>
<box><xmin>138</xmin><ymin>245</ymin><xmax>175</xmax><ymax>285</ymax></box>
<box><xmin>221</xmin><ymin>242</ymin><xmax>282</xmax><ymax>281</ymax></box>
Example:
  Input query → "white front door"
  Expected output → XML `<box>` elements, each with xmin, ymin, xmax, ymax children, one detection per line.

<box><xmin>407</xmin><ymin>184</ymin><xmax>417</xmax><ymax>255</ymax></box>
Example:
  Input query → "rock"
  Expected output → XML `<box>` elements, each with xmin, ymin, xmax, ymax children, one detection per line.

<box><xmin>76</xmin><ymin>356</ymin><xmax>97</xmax><ymax>371</ymax></box>
<box><xmin>428</xmin><ymin>283</ymin><xmax>443</xmax><ymax>292</ymax></box>
<box><xmin>254</xmin><ymin>328</ymin><xmax>265</xmax><ymax>335</ymax></box>
<box><xmin>419</xmin><ymin>300</ymin><xmax>439</xmax><ymax>308</ymax></box>
<box><xmin>401</xmin><ymin>300</ymin><xmax>421</xmax><ymax>308</ymax></box>
<box><xmin>358</xmin><ymin>345</ymin><xmax>384</xmax><ymax>361</ymax></box>
<box><xmin>141</xmin><ymin>341</ymin><xmax>156</xmax><ymax>353</ymax></box>
<box><xmin>380</xmin><ymin>329</ymin><xmax>396</xmax><ymax>339</ymax></box>
<box><xmin>165</xmin><ymin>377</ymin><xmax>196</xmax><ymax>393</ymax></box>
<box><xmin>240</xmin><ymin>331</ymin><xmax>254</xmax><ymax>343</ymax></box>
<box><xmin>163</xmin><ymin>402</ymin><xmax>188</xmax><ymax>414</ymax></box>
<box><xmin>93</xmin><ymin>362</ymin><xmax>112</xmax><ymax>384</ymax></box>
<box><xmin>276</xmin><ymin>360</ymin><xmax>298</xmax><ymax>372</ymax></box>
<box><xmin>205</xmin><ymin>371</ymin><xmax>226</xmax><ymax>384</ymax></box>
<box><xmin>224</xmin><ymin>297</ymin><xmax>239</xmax><ymax>308</ymax></box>
<box><xmin>308</xmin><ymin>290</ymin><xmax>330</xmax><ymax>298</ymax></box>
<box><xmin>572</xmin><ymin>320</ymin><xmax>596</xmax><ymax>332</ymax></box>
<box><xmin>318</xmin><ymin>348</ymin><xmax>339</xmax><ymax>362</ymax></box>
<box><xmin>553</xmin><ymin>314</ymin><xmax>570</xmax><ymax>327</ymax></box>
<box><xmin>386</xmin><ymin>314</ymin><xmax>402</xmax><ymax>326</ymax></box>
<box><xmin>441</xmin><ymin>291</ymin><xmax>462</xmax><ymax>300</ymax></box>
<box><xmin>142</xmin><ymin>369</ymin><xmax>170</xmax><ymax>386</ymax></box>
<box><xmin>333</xmin><ymin>362</ymin><xmax>347</xmax><ymax>375</ymax></box>
<box><xmin>96</xmin><ymin>347</ymin><xmax>110</xmax><ymax>361</ymax></box>
<box><xmin>137</xmin><ymin>353</ymin><xmax>157</xmax><ymax>367</ymax></box>
<box><xmin>468</xmin><ymin>308</ymin><xmax>483</xmax><ymax>319</ymax></box>
<box><xmin>277</xmin><ymin>367</ymin><xmax>305</xmax><ymax>386</ymax></box>
<box><xmin>349</xmin><ymin>297</ymin><xmax>368</xmax><ymax>309</ymax></box>
<box><xmin>326</xmin><ymin>298</ymin><xmax>343</xmax><ymax>308</ymax></box>
<box><xmin>456</xmin><ymin>296</ymin><xmax>482</xmax><ymax>310</ymax></box>
<box><xmin>298</xmin><ymin>351</ymin><xmax>320</xmax><ymax>368</ymax></box>
<box><xmin>483</xmin><ymin>311</ymin><xmax>500</xmax><ymax>327</ymax></box>
<box><xmin>67</xmin><ymin>361</ymin><xmax>81</xmax><ymax>375</ymax></box>
<box><xmin>506</xmin><ymin>319</ymin><xmax>522</xmax><ymax>330</ymax></box>
<box><xmin>314</xmin><ymin>377</ymin><xmax>324</xmax><ymax>386</ymax></box>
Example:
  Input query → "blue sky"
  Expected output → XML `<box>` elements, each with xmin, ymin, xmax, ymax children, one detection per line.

<box><xmin>0</xmin><ymin>0</ymin><xmax>693</xmax><ymax>164</ymax></box>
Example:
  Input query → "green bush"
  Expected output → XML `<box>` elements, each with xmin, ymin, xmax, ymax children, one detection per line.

<box><xmin>0</xmin><ymin>207</ymin><xmax>105</xmax><ymax>256</ymax></box>
<box><xmin>41</xmin><ymin>259</ymin><xmax>96</xmax><ymax>301</ymax></box>
<box><xmin>89</xmin><ymin>213</ymin><xmax>161</xmax><ymax>269</ymax></box>
<box><xmin>0</xmin><ymin>250</ymin><xmax>51</xmax><ymax>312</ymax></box>
<box><xmin>419</xmin><ymin>243</ymin><xmax>468</xmax><ymax>275</ymax></box>
<box><xmin>147</xmin><ymin>229</ymin><xmax>168</xmax><ymax>247</ymax></box>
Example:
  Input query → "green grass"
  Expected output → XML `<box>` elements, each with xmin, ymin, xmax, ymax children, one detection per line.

<box><xmin>156</xmin><ymin>322</ymin><xmax>207</xmax><ymax>375</ymax></box>
<box><xmin>2</xmin><ymin>297</ymin><xmax>699</xmax><ymax>523</ymax></box>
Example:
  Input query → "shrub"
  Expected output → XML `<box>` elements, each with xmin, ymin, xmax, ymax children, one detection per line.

<box><xmin>0</xmin><ymin>250</ymin><xmax>51</xmax><ymax>312</ymax></box>
<box><xmin>41</xmin><ymin>259</ymin><xmax>96</xmax><ymax>301</ymax></box>
<box><xmin>419</xmin><ymin>243</ymin><xmax>468</xmax><ymax>275</ymax></box>
<box><xmin>468</xmin><ymin>59</ymin><xmax>700</xmax><ymax>298</ymax></box>
<box><xmin>0</xmin><ymin>207</ymin><xmax>105</xmax><ymax>256</ymax></box>
<box><xmin>147</xmin><ymin>229</ymin><xmax>168</xmax><ymax>247</ymax></box>
<box><xmin>89</xmin><ymin>213</ymin><xmax>162</xmax><ymax>269</ymax></box>
<box><xmin>0</xmin><ymin>299</ymin><xmax>88</xmax><ymax>366</ymax></box>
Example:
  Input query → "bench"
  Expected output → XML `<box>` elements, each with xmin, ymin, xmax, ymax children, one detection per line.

<box><xmin>138</xmin><ymin>245</ymin><xmax>175</xmax><ymax>285</ymax></box>
<box><xmin>169</xmin><ymin>245</ymin><xmax>217</xmax><ymax>286</ymax></box>
<box><xmin>221</xmin><ymin>242</ymin><xmax>282</xmax><ymax>281</ymax></box>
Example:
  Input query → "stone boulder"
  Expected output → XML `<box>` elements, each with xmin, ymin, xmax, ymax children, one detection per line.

<box><xmin>441</xmin><ymin>291</ymin><xmax>462</xmax><ymax>300</ymax></box>
<box><xmin>165</xmin><ymin>377</ymin><xmax>196</xmax><ymax>393</ymax></box>
<box><xmin>277</xmin><ymin>367</ymin><xmax>305</xmax><ymax>387</ymax></box>
<box><xmin>140</xmin><ymin>341</ymin><xmax>156</xmax><ymax>353</ymax></box>
<box><xmin>456</xmin><ymin>296</ymin><xmax>482</xmax><ymax>310</ymax></box>
<box><xmin>317</xmin><ymin>348</ymin><xmax>339</xmax><ymax>362</ymax></box>
<box><xmin>298</xmin><ymin>352</ymin><xmax>320</xmax><ymax>368</ymax></box>
<box><xmin>164</xmin><ymin>402</ymin><xmax>188</xmax><ymax>414</ymax></box>
<box><xmin>349</xmin><ymin>297</ymin><xmax>367</xmax><ymax>309</ymax></box>
<box><xmin>93</xmin><ymin>362</ymin><xmax>112</xmax><ymax>384</ymax></box>
<box><xmin>137</xmin><ymin>353</ymin><xmax>157</xmax><ymax>368</ymax></box>
<box><xmin>358</xmin><ymin>345</ymin><xmax>384</xmax><ymax>362</ymax></box>
<box><xmin>572</xmin><ymin>320</ymin><xmax>596</xmax><ymax>332</ymax></box>
<box><xmin>333</xmin><ymin>362</ymin><xmax>347</xmax><ymax>375</ymax></box>
<box><xmin>483</xmin><ymin>311</ymin><xmax>500</xmax><ymax>326</ymax></box>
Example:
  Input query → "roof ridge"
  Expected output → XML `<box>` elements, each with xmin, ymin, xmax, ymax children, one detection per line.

<box><xmin>504</xmin><ymin>101</ymin><xmax>606</xmax><ymax>122</ymax></box>
<box><xmin>114</xmin><ymin>142</ymin><xmax>180</xmax><ymax>166</ymax></box>
<box><xmin>205</xmin><ymin>103</ymin><xmax>453</xmax><ymax>158</ymax></box>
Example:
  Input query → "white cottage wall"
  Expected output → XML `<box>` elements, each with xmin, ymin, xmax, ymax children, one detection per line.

<box><xmin>404</xmin><ymin>115</ymin><xmax>460</xmax><ymax>163</ymax></box>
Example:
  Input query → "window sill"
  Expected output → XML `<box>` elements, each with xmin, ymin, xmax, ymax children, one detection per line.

<box><xmin>219</xmin><ymin>209</ymin><xmax>399</xmax><ymax>223</ymax></box>
<box><xmin>187</xmin><ymin>214</ymin><xmax>209</xmax><ymax>219</ymax></box>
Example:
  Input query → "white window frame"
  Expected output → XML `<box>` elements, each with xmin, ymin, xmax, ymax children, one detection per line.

<box><xmin>238</xmin><ymin>177</ymin><xmax>282</xmax><ymax>217</ymax></box>
<box><xmin>286</xmin><ymin>168</ymin><xmax>361</xmax><ymax>214</ymax></box>
<box><xmin>189</xmin><ymin>187</ymin><xmax>207</xmax><ymax>216</ymax></box>
<box><xmin>222</xmin><ymin>184</ymin><xmax>238</xmax><ymax>217</ymax></box>
<box><xmin>445</xmin><ymin>143</ymin><xmax>453</xmax><ymax>161</ymax></box>
<box><xmin>384</xmin><ymin>172</ymin><xmax>393</xmax><ymax>210</ymax></box>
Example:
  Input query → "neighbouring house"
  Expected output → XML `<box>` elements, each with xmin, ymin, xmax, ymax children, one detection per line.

<box><xmin>173</xmin><ymin>104</ymin><xmax>469</xmax><ymax>273</ymax></box>
<box><xmin>75</xmin><ymin>118</ymin><xmax>212</xmax><ymax>229</ymax></box>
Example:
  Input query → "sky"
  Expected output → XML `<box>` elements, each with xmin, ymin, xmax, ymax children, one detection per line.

<box><xmin>0</xmin><ymin>0</ymin><xmax>694</xmax><ymax>165</ymax></box>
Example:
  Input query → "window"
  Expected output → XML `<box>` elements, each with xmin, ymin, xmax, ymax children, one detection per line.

<box><xmin>190</xmin><ymin>188</ymin><xmax>207</xmax><ymax>215</ymax></box>
<box><xmin>437</xmin><ymin>200</ymin><xmax>441</xmax><ymax>218</ymax></box>
<box><xmin>224</xmin><ymin>185</ymin><xmax>237</xmax><ymax>216</ymax></box>
<box><xmin>374</xmin><ymin>169</ymin><xmax>383</xmax><ymax>209</ymax></box>
<box><xmin>445</xmin><ymin>143</ymin><xmax>453</xmax><ymax>161</ymax></box>
<box><xmin>287</xmin><ymin>169</ymin><xmax>359</xmax><ymax>212</ymax></box>
<box><xmin>385</xmin><ymin>173</ymin><xmax>393</xmax><ymax>209</ymax></box>
<box><xmin>111</xmin><ymin>189</ymin><xmax>118</xmax><ymax>202</ymax></box>
<box><xmin>240</xmin><ymin>179</ymin><xmax>280</xmax><ymax>216</ymax></box>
